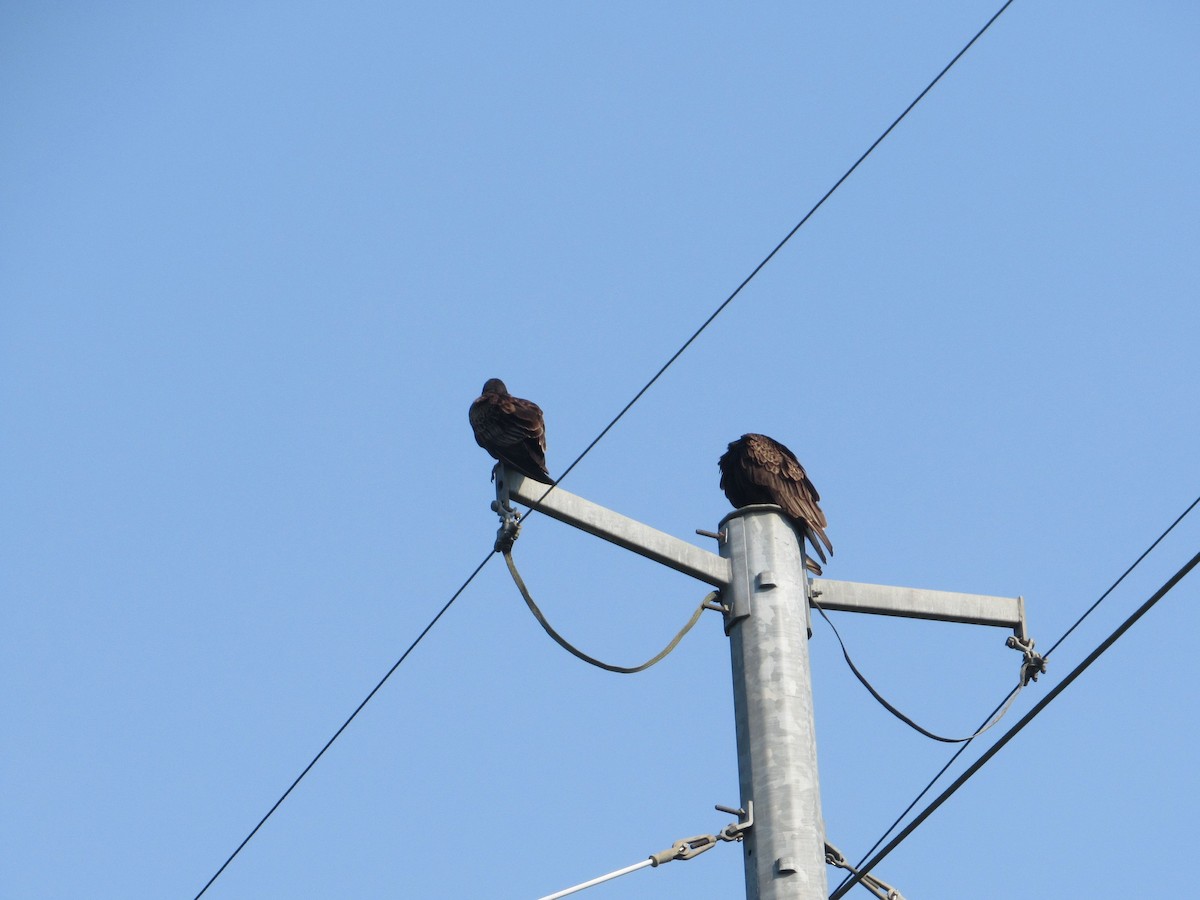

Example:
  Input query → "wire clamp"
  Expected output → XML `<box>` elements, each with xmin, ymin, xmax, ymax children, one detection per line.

<box><xmin>703</xmin><ymin>591</ymin><xmax>729</xmax><ymax>615</ymax></box>
<box><xmin>649</xmin><ymin>834</ymin><xmax>718</xmax><ymax>866</ymax></box>
<box><xmin>826</xmin><ymin>841</ymin><xmax>906</xmax><ymax>900</ymax></box>
<box><xmin>1006</xmin><ymin>634</ymin><xmax>1047</xmax><ymax>685</ymax></box>
<box><xmin>490</xmin><ymin>464</ymin><xmax>523</xmax><ymax>553</ymax></box>
<box><xmin>647</xmin><ymin>802</ymin><xmax>751</xmax><ymax>868</ymax></box>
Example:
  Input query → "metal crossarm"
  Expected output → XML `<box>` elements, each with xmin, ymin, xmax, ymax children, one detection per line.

<box><xmin>501</xmin><ymin>469</ymin><xmax>732</xmax><ymax>588</ymax></box>
<box><xmin>810</xmin><ymin>579</ymin><xmax>1028</xmax><ymax>640</ymax></box>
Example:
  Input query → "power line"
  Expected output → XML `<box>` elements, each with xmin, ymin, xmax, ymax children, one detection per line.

<box><xmin>537</xmin><ymin>0</ymin><xmax>1017</xmax><ymax>497</ymax></box>
<box><xmin>827</xmin><ymin>688</ymin><xmax>1016</xmax><ymax>897</ymax></box>
<box><xmin>191</xmin><ymin>549</ymin><xmax>493</xmax><ymax>900</ymax></box>
<box><xmin>194</xmin><ymin>0</ymin><xmax>1024</xmax><ymax>888</ymax></box>
<box><xmin>829</xmin><ymin>546</ymin><xmax>1200</xmax><ymax>900</ymax></box>
<box><xmin>1043</xmin><ymin>492</ymin><xmax>1200</xmax><ymax>659</ymax></box>
<box><xmin>831</xmin><ymin>489</ymin><xmax>1200</xmax><ymax>896</ymax></box>
<box><xmin>813</xmin><ymin>598</ymin><xmax>1026</xmax><ymax>744</ymax></box>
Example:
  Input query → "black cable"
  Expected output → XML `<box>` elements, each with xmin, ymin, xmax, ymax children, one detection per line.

<box><xmin>813</xmin><ymin>599</ymin><xmax>1023</xmax><ymax>743</ymax></box>
<box><xmin>1043</xmin><ymin>492</ymin><xmax>1200</xmax><ymax>659</ymax></box>
<box><xmin>529</xmin><ymin>0</ymin><xmax>1017</xmax><ymax>502</ymax></box>
<box><xmin>191</xmin><ymin>549</ymin><xmax>494</xmax><ymax>900</ymax></box>
<box><xmin>829</xmin><ymin>547</ymin><xmax>1200</xmax><ymax>900</ymax></box>
<box><xmin>832</xmin><ymin>489</ymin><xmax>1200</xmax><ymax>896</ymax></box>
<box><xmin>828</xmin><ymin>690</ymin><xmax>1014</xmax><ymax>896</ymax></box>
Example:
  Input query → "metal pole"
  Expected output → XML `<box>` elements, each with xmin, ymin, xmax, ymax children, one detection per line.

<box><xmin>721</xmin><ymin>506</ymin><xmax>827</xmax><ymax>900</ymax></box>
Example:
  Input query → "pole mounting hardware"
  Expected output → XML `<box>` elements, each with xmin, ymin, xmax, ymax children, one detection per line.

<box><xmin>703</xmin><ymin>591</ymin><xmax>729</xmax><ymax>615</ymax></box>
<box><xmin>491</xmin><ymin>464</ymin><xmax>523</xmax><ymax>553</ymax></box>
<box><xmin>715</xmin><ymin>800</ymin><xmax>754</xmax><ymax>842</ymax></box>
<box><xmin>1007</xmin><ymin>634</ymin><xmax>1047</xmax><ymax>685</ymax></box>
<box><xmin>825</xmin><ymin>841</ymin><xmax>906</xmax><ymax>900</ymax></box>
<box><xmin>647</xmin><ymin>801</ymin><xmax>754</xmax><ymax>868</ymax></box>
<box><xmin>649</xmin><ymin>834</ymin><xmax>719</xmax><ymax>866</ymax></box>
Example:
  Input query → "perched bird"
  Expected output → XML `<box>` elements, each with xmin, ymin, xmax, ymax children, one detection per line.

<box><xmin>719</xmin><ymin>433</ymin><xmax>832</xmax><ymax>573</ymax></box>
<box><xmin>469</xmin><ymin>378</ymin><xmax>554</xmax><ymax>484</ymax></box>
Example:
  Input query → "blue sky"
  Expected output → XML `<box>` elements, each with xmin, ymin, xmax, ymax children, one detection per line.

<box><xmin>4</xmin><ymin>3</ymin><xmax>1198</xmax><ymax>898</ymax></box>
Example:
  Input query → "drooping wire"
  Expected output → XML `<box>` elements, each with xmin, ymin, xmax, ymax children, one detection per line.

<box><xmin>812</xmin><ymin>598</ymin><xmax>1025</xmax><ymax>743</ymax></box>
<box><xmin>829</xmin><ymin>546</ymin><xmax>1200</xmax><ymax>899</ymax></box>
<box><xmin>191</xmin><ymin>549</ymin><xmax>493</xmax><ymax>900</ymax></box>
<box><xmin>504</xmin><ymin>549</ymin><xmax>715</xmax><ymax>674</ymax></box>
<box><xmin>830</xmin><ymin>489</ymin><xmax>1200</xmax><ymax>897</ymax></box>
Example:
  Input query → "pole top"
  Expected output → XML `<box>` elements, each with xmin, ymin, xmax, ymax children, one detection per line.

<box><xmin>718</xmin><ymin>503</ymin><xmax>789</xmax><ymax>530</ymax></box>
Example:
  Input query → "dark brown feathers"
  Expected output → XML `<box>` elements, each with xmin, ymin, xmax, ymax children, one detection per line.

<box><xmin>719</xmin><ymin>433</ymin><xmax>832</xmax><ymax>571</ymax></box>
<box><xmin>469</xmin><ymin>378</ymin><xmax>554</xmax><ymax>484</ymax></box>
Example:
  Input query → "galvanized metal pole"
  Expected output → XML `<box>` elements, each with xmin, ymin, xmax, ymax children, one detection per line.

<box><xmin>500</xmin><ymin>468</ymin><xmax>1029</xmax><ymax>900</ymax></box>
<box><xmin>721</xmin><ymin>505</ymin><xmax>827</xmax><ymax>900</ymax></box>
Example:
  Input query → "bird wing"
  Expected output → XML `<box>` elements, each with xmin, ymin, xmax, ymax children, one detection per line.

<box><xmin>470</xmin><ymin>392</ymin><xmax>553</xmax><ymax>483</ymax></box>
<box><xmin>469</xmin><ymin>394</ymin><xmax>541</xmax><ymax>447</ymax></box>
<box><xmin>738</xmin><ymin>434</ymin><xmax>833</xmax><ymax>561</ymax></box>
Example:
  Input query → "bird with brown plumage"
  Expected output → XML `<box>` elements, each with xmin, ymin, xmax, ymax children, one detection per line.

<box><xmin>469</xmin><ymin>378</ymin><xmax>554</xmax><ymax>484</ymax></box>
<box><xmin>719</xmin><ymin>433</ymin><xmax>832</xmax><ymax>573</ymax></box>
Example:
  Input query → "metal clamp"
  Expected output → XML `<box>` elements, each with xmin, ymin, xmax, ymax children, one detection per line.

<box><xmin>647</xmin><ymin>802</ymin><xmax>753</xmax><ymax>869</ymax></box>
<box><xmin>1007</xmin><ymin>634</ymin><xmax>1047</xmax><ymax>685</ymax></box>
<box><xmin>826</xmin><ymin>841</ymin><xmax>906</xmax><ymax>900</ymax></box>
<box><xmin>703</xmin><ymin>592</ymin><xmax>729</xmax><ymax>615</ymax></box>
<box><xmin>715</xmin><ymin>801</ymin><xmax>753</xmax><ymax>843</ymax></box>
<box><xmin>491</xmin><ymin>464</ymin><xmax>523</xmax><ymax>553</ymax></box>
<box><xmin>649</xmin><ymin>834</ymin><xmax>718</xmax><ymax>867</ymax></box>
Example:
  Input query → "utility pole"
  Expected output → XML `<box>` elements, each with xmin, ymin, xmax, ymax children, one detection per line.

<box><xmin>497</xmin><ymin>469</ymin><xmax>1034</xmax><ymax>900</ymax></box>
<box><xmin>722</xmin><ymin>505</ymin><xmax>827</xmax><ymax>899</ymax></box>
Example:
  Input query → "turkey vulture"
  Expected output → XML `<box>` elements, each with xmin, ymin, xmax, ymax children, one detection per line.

<box><xmin>469</xmin><ymin>378</ymin><xmax>554</xmax><ymax>484</ymax></box>
<box><xmin>719</xmin><ymin>433</ymin><xmax>832</xmax><ymax>572</ymax></box>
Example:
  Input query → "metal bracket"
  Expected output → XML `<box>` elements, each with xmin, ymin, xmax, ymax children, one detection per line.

<box><xmin>703</xmin><ymin>592</ymin><xmax>729</xmax><ymax>615</ymax></box>
<box><xmin>1007</xmin><ymin>634</ymin><xmax>1047</xmax><ymax>685</ymax></box>
<box><xmin>715</xmin><ymin>800</ymin><xmax>753</xmax><ymax>842</ymax></box>
<box><xmin>825</xmin><ymin>841</ymin><xmax>906</xmax><ymax>900</ymax></box>
<box><xmin>647</xmin><ymin>803</ymin><xmax>752</xmax><ymax>869</ymax></box>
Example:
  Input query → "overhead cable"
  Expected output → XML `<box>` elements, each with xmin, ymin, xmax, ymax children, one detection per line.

<box><xmin>812</xmin><ymin>598</ymin><xmax>1025</xmax><ymax>743</ymax></box>
<box><xmin>504</xmin><ymin>549</ymin><xmax>716</xmax><ymax>673</ymax></box>
<box><xmin>829</xmin><ymin>547</ymin><xmax>1200</xmax><ymax>899</ymax></box>
<box><xmin>1043</xmin><ymin>492</ymin><xmax>1200</xmax><ymax>659</ymax></box>
<box><xmin>525</xmin><ymin>0</ymin><xmax>1018</xmax><ymax>511</ymax></box>
<box><xmin>832</xmin><ymin>489</ymin><xmax>1200</xmax><ymax>896</ymax></box>
<box><xmin>536</xmin><ymin>805</ymin><xmax>751</xmax><ymax>900</ymax></box>
<box><xmin>191</xmin><ymin>550</ymin><xmax>494</xmax><ymax>900</ymax></box>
